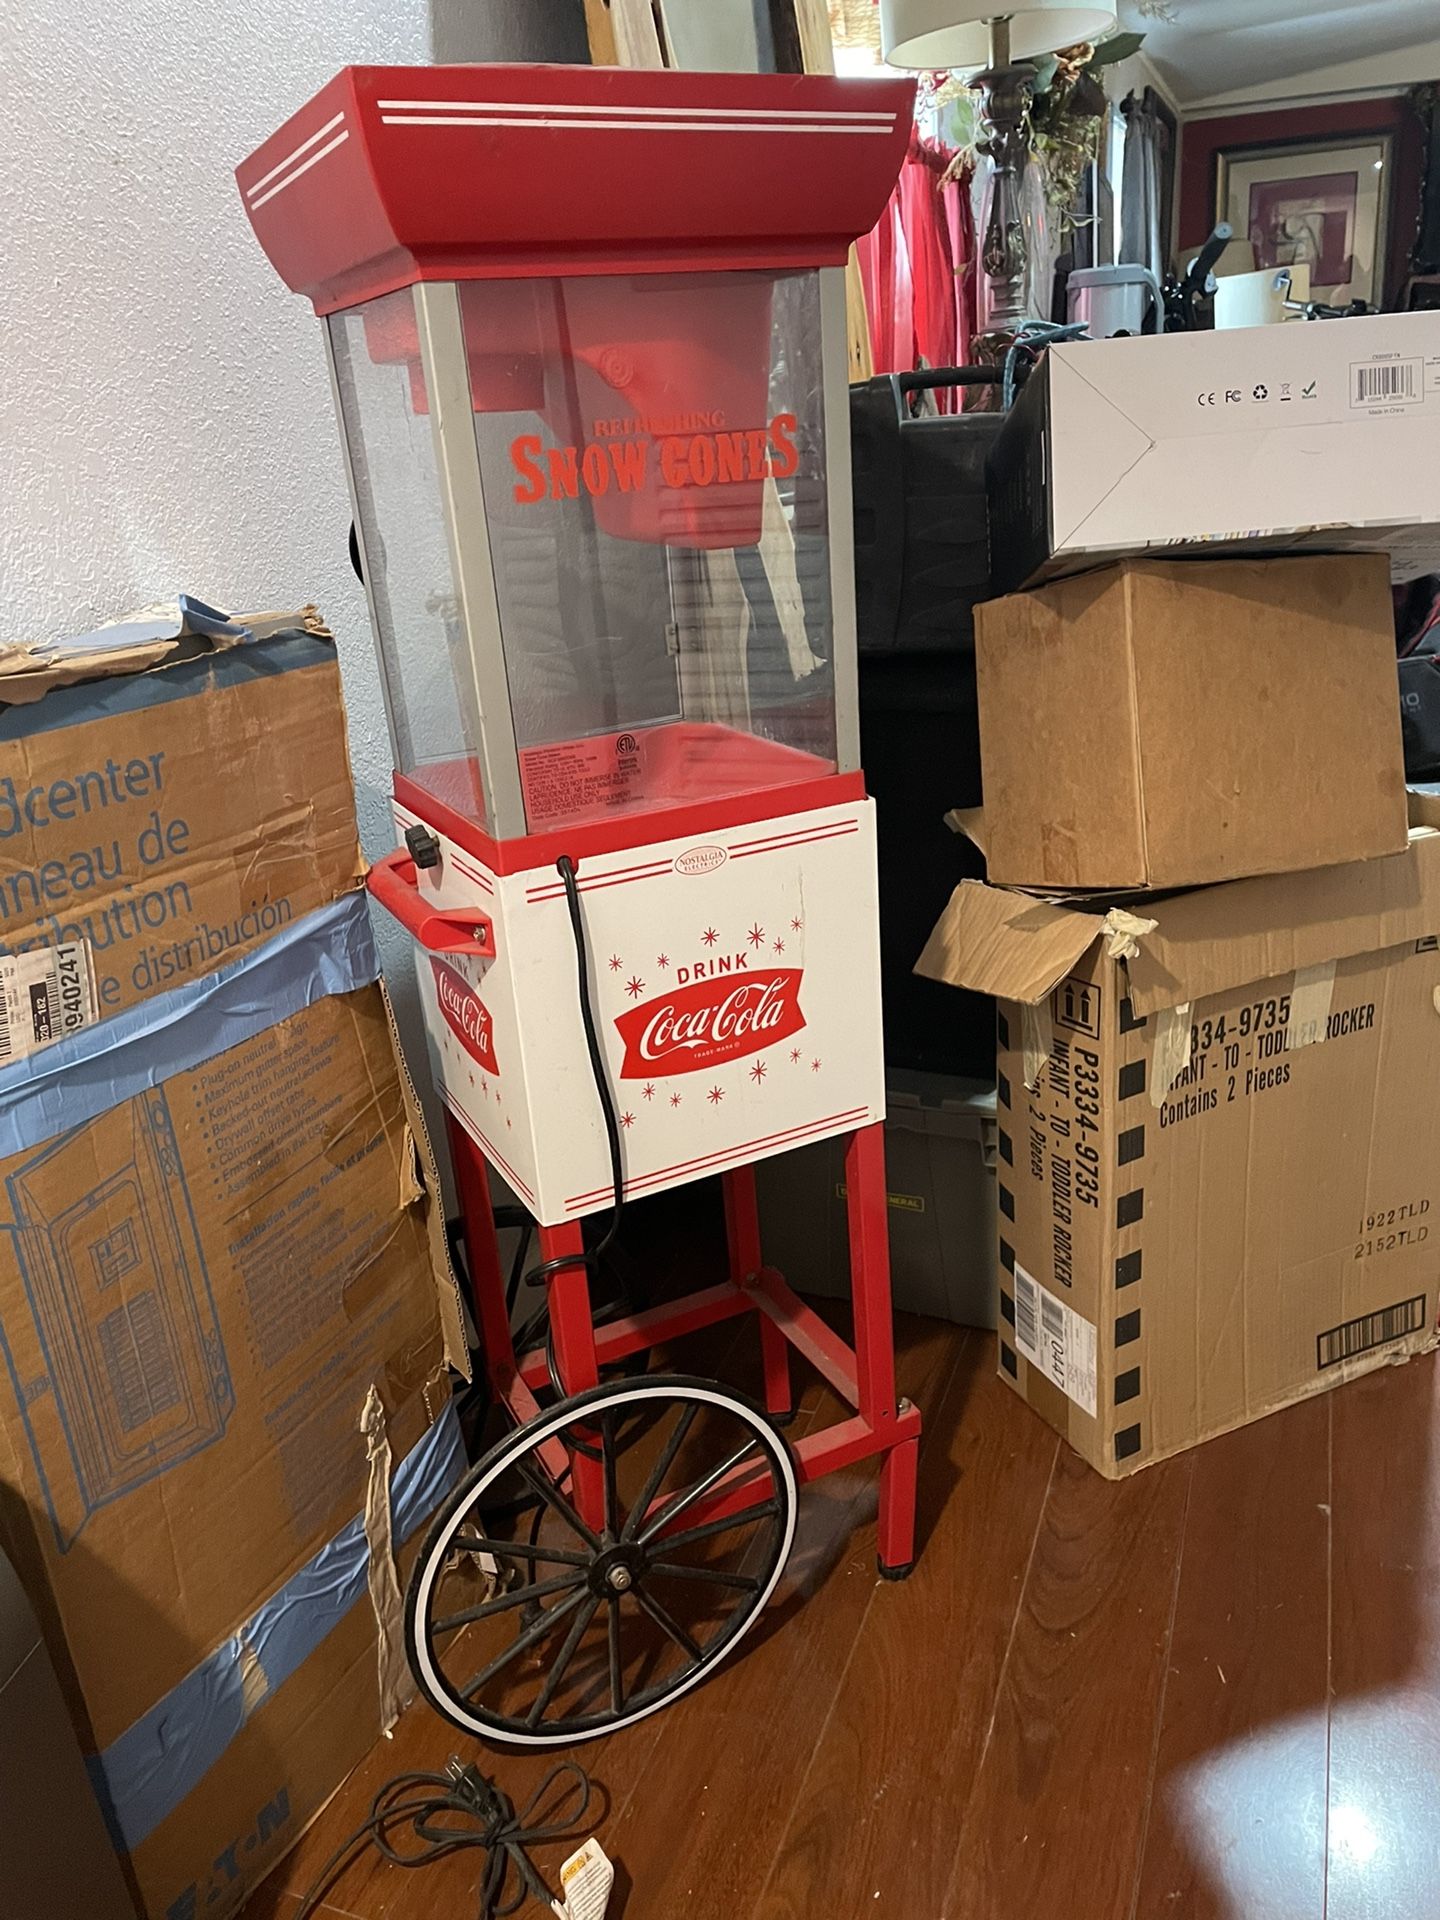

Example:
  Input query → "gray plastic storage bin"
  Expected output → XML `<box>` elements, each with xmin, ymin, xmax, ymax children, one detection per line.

<box><xmin>756</xmin><ymin>1071</ymin><xmax>998</xmax><ymax>1328</ymax></box>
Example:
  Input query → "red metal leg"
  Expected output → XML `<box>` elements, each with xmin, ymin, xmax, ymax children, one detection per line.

<box><xmin>723</xmin><ymin>1165</ymin><xmax>792</xmax><ymax>1420</ymax></box>
<box><xmin>444</xmin><ymin>1110</ymin><xmax>516</xmax><ymax>1391</ymax></box>
<box><xmin>844</xmin><ymin>1122</ymin><xmax>918</xmax><ymax>1575</ymax></box>
<box><xmin>843</xmin><ymin>1123</ymin><xmax>898</xmax><ymax>1427</ymax></box>
<box><xmin>877</xmin><ymin>1434</ymin><xmax>919</xmax><ymax>1576</ymax></box>
<box><xmin>538</xmin><ymin>1220</ymin><xmax>604</xmax><ymax>1529</ymax></box>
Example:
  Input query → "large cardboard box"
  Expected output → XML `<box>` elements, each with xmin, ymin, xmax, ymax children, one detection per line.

<box><xmin>974</xmin><ymin>554</ymin><xmax>1407</xmax><ymax>891</ymax></box>
<box><xmin>0</xmin><ymin>623</ymin><xmax>464</xmax><ymax>1920</ymax></box>
<box><xmin>916</xmin><ymin>831</ymin><xmax>1440</xmax><ymax>1478</ymax></box>
<box><xmin>987</xmin><ymin>309</ymin><xmax>1440</xmax><ymax>594</ymax></box>
<box><xmin>0</xmin><ymin>610</ymin><xmax>362</xmax><ymax>1029</ymax></box>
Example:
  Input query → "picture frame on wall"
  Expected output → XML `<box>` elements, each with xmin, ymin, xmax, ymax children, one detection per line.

<box><xmin>1215</xmin><ymin>132</ymin><xmax>1395</xmax><ymax>308</ymax></box>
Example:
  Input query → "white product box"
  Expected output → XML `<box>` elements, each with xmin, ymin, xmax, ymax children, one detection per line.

<box><xmin>988</xmin><ymin>310</ymin><xmax>1440</xmax><ymax>593</ymax></box>
<box><xmin>395</xmin><ymin>796</ymin><xmax>886</xmax><ymax>1226</ymax></box>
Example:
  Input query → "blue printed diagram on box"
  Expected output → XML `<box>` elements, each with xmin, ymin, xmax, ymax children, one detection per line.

<box><xmin>1</xmin><ymin>1090</ymin><xmax>233</xmax><ymax>1549</ymax></box>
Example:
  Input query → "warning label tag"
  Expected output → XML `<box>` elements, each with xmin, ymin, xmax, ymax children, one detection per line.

<box><xmin>520</xmin><ymin>730</ymin><xmax>646</xmax><ymax>827</ymax></box>
<box><xmin>554</xmin><ymin>1837</ymin><xmax>614</xmax><ymax>1920</ymax></box>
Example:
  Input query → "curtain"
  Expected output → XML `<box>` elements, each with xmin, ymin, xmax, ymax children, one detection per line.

<box><xmin>856</xmin><ymin>136</ymin><xmax>976</xmax><ymax>405</ymax></box>
<box><xmin>1120</xmin><ymin>90</ymin><xmax>1167</xmax><ymax>280</ymax></box>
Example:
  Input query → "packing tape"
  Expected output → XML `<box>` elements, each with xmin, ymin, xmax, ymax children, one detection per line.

<box><xmin>0</xmin><ymin>891</ymin><xmax>377</xmax><ymax>1155</ymax></box>
<box><xmin>236</xmin><ymin>1635</ymin><xmax>269</xmax><ymax>1718</ymax></box>
<box><xmin>1022</xmin><ymin>998</ymin><xmax>1054</xmax><ymax>1089</ymax></box>
<box><xmin>1103</xmin><ymin>908</ymin><xmax>1158</xmax><ymax>962</ymax></box>
<box><xmin>1149</xmin><ymin>1002</ymin><xmax>1194</xmax><ymax>1107</ymax></box>
<box><xmin>0</xmin><ymin>625</ymin><xmax>333</xmax><ymax>739</ymax></box>
<box><xmin>1285</xmin><ymin>960</ymin><xmax>1336</xmax><ymax>1052</ymax></box>
<box><xmin>360</xmin><ymin>1383</ymin><xmax>410</xmax><ymax>1734</ymax></box>
<box><xmin>89</xmin><ymin>1399</ymin><xmax>465</xmax><ymax>1854</ymax></box>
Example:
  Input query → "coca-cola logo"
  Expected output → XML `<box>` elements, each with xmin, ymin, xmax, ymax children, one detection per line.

<box><xmin>614</xmin><ymin>969</ymin><xmax>805</xmax><ymax>1079</ymax></box>
<box><xmin>430</xmin><ymin>960</ymin><xmax>499</xmax><ymax>1075</ymax></box>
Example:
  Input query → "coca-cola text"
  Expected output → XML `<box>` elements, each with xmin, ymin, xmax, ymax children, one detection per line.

<box><xmin>431</xmin><ymin>959</ymin><xmax>500</xmax><ymax>1075</ymax></box>
<box><xmin>614</xmin><ymin>968</ymin><xmax>805</xmax><ymax>1079</ymax></box>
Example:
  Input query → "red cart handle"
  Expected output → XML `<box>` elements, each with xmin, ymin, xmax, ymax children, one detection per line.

<box><xmin>366</xmin><ymin>849</ymin><xmax>496</xmax><ymax>958</ymax></box>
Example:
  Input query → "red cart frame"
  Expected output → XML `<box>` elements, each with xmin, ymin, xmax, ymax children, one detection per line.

<box><xmin>443</xmin><ymin>1106</ymin><xmax>921</xmax><ymax>1574</ymax></box>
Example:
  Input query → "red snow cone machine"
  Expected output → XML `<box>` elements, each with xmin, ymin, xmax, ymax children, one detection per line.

<box><xmin>239</xmin><ymin>64</ymin><xmax>920</xmax><ymax>1747</ymax></box>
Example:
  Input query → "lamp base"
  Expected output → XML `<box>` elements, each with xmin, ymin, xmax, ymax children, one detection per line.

<box><xmin>971</xmin><ymin>60</ymin><xmax>1040</xmax><ymax>338</ymax></box>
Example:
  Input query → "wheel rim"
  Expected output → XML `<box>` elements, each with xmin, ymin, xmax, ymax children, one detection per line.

<box><xmin>406</xmin><ymin>1375</ymin><xmax>797</xmax><ymax>1746</ymax></box>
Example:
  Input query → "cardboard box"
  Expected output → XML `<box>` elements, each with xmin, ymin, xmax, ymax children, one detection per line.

<box><xmin>916</xmin><ymin>832</ymin><xmax>1440</xmax><ymax>1478</ymax></box>
<box><xmin>987</xmin><ymin>309</ymin><xmax>1440</xmax><ymax>594</ymax></box>
<box><xmin>974</xmin><ymin>555</ymin><xmax>1407</xmax><ymax>891</ymax></box>
<box><xmin>0</xmin><ymin>613</ymin><xmax>363</xmax><ymax>1030</ymax></box>
<box><xmin>0</xmin><ymin>621</ymin><xmax>464</xmax><ymax>1920</ymax></box>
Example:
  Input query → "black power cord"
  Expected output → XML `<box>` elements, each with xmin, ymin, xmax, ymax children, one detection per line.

<box><xmin>294</xmin><ymin>1756</ymin><xmax>595</xmax><ymax>1919</ymax></box>
<box><xmin>522</xmin><ymin>856</ymin><xmax>628</xmax><ymax>1390</ymax></box>
<box><xmin>447</xmin><ymin>853</ymin><xmax>648</xmax><ymax>1517</ymax></box>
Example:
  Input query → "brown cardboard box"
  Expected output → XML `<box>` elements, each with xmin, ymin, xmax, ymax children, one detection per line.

<box><xmin>0</xmin><ymin>614</ymin><xmax>363</xmax><ymax>1027</ymax></box>
<box><xmin>916</xmin><ymin>831</ymin><xmax>1440</xmax><ymax>1478</ymax></box>
<box><xmin>0</xmin><ymin>986</ymin><xmax>463</xmax><ymax>1920</ymax></box>
<box><xmin>973</xmin><ymin>554</ymin><xmax>1408</xmax><ymax>891</ymax></box>
<box><xmin>0</xmin><ymin>622</ymin><xmax>464</xmax><ymax>1920</ymax></box>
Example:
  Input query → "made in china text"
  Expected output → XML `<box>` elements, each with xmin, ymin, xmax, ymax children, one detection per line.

<box><xmin>615</xmin><ymin>967</ymin><xmax>805</xmax><ymax>1078</ymax></box>
<box><xmin>511</xmin><ymin>412</ymin><xmax>799</xmax><ymax>504</ymax></box>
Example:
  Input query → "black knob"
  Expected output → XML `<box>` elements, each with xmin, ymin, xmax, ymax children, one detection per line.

<box><xmin>405</xmin><ymin>823</ymin><xmax>442</xmax><ymax>870</ymax></box>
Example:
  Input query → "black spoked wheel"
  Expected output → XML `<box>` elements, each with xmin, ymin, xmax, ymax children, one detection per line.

<box><xmin>406</xmin><ymin>1374</ymin><xmax>797</xmax><ymax>1746</ymax></box>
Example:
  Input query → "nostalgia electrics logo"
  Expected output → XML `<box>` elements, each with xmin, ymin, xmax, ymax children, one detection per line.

<box><xmin>674</xmin><ymin>844</ymin><xmax>727</xmax><ymax>876</ymax></box>
<box><xmin>430</xmin><ymin>959</ymin><xmax>499</xmax><ymax>1074</ymax></box>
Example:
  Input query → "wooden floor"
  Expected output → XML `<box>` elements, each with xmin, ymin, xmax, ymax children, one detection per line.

<box><xmin>241</xmin><ymin>1306</ymin><xmax>1440</xmax><ymax>1920</ymax></box>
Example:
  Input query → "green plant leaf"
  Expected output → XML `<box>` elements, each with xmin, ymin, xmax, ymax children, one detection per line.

<box><xmin>1030</xmin><ymin>52</ymin><xmax>1060</xmax><ymax>93</ymax></box>
<box><xmin>1088</xmin><ymin>30</ymin><xmax>1146</xmax><ymax>67</ymax></box>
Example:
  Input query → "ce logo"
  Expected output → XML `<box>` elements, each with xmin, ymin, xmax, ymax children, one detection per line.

<box><xmin>1198</xmin><ymin>390</ymin><xmax>1218</xmax><ymax>407</ymax></box>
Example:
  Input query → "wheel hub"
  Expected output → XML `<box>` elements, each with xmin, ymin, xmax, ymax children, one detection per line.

<box><xmin>587</xmin><ymin>1540</ymin><xmax>645</xmax><ymax>1598</ymax></box>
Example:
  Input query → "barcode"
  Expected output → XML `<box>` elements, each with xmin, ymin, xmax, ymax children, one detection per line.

<box><xmin>1015</xmin><ymin>1268</ymin><xmax>1039</xmax><ymax>1355</ymax></box>
<box><xmin>1041</xmin><ymin>1293</ymin><xmax>1065</xmax><ymax>1343</ymax></box>
<box><xmin>1352</xmin><ymin>359</ymin><xmax>1420</xmax><ymax>406</ymax></box>
<box><xmin>1317</xmin><ymin>1294</ymin><xmax>1426</xmax><ymax>1369</ymax></box>
<box><xmin>0</xmin><ymin>997</ymin><xmax>9</xmax><ymax>1063</ymax></box>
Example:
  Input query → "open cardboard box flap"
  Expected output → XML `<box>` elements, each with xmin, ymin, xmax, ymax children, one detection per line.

<box><xmin>919</xmin><ymin>828</ymin><xmax>1440</xmax><ymax>1016</ymax></box>
<box><xmin>0</xmin><ymin>598</ymin><xmax>329</xmax><ymax>705</ymax></box>
<box><xmin>915</xmin><ymin>879</ymin><xmax>1107</xmax><ymax>1006</ymax></box>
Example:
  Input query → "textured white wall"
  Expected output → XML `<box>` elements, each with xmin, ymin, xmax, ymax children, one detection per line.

<box><xmin>1</xmin><ymin>3</ymin><xmax>591</xmax><ymax>1190</ymax></box>
<box><xmin>0</xmin><ymin>4</ymin><xmax>440</xmax><ymax>1122</ymax></box>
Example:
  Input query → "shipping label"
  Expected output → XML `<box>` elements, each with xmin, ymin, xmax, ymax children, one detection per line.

<box><xmin>0</xmin><ymin>940</ymin><xmax>95</xmax><ymax>1063</ymax></box>
<box><xmin>1013</xmin><ymin>1261</ymin><xmax>1097</xmax><ymax>1416</ymax></box>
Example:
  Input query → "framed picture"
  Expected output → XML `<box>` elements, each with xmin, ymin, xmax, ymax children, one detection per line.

<box><xmin>1215</xmin><ymin>133</ymin><xmax>1395</xmax><ymax>308</ymax></box>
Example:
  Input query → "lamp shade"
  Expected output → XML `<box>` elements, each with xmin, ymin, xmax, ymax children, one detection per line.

<box><xmin>880</xmin><ymin>0</ymin><xmax>1118</xmax><ymax>70</ymax></box>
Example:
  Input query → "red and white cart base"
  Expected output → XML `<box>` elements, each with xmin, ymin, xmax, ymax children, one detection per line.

<box><xmin>395</xmin><ymin>1103</ymin><xmax>920</xmax><ymax>1747</ymax></box>
<box><xmin>453</xmin><ymin>1109</ymin><xmax>921</xmax><ymax>1560</ymax></box>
